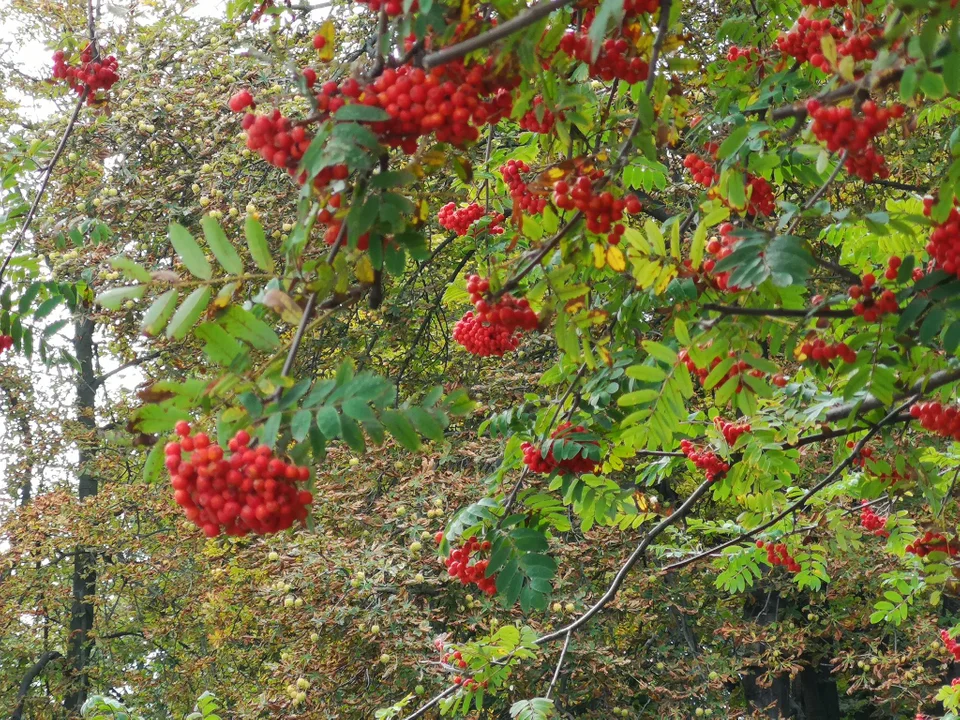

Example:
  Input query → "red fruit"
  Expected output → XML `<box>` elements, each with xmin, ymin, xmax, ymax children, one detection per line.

<box><xmin>229</xmin><ymin>89</ymin><xmax>255</xmax><ymax>113</ymax></box>
<box><xmin>175</xmin><ymin>421</ymin><xmax>192</xmax><ymax>437</ymax></box>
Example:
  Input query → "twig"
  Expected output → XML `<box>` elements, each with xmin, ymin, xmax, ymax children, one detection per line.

<box><xmin>399</xmin><ymin>684</ymin><xmax>458</xmax><ymax>720</ymax></box>
<box><xmin>824</xmin><ymin>367</ymin><xmax>960</xmax><ymax>422</ymax></box>
<box><xmin>325</xmin><ymin>217</ymin><xmax>350</xmax><ymax>265</ymax></box>
<box><xmin>593</xmin><ymin>79</ymin><xmax>620</xmax><ymax>154</ymax></box>
<box><xmin>0</xmin><ymin>90</ymin><xmax>88</xmax><ymax>289</ymax></box>
<box><xmin>702</xmin><ymin>303</ymin><xmax>854</xmax><ymax>319</ymax></box>
<box><xmin>544</xmin><ymin>631</ymin><xmax>572</xmax><ymax>700</ymax></box>
<box><xmin>786</xmin><ymin>150</ymin><xmax>847</xmax><ymax>236</ymax></box>
<box><xmin>537</xmin><ymin>476</ymin><xmax>713</xmax><ymax>644</ymax></box>
<box><xmin>91</xmin><ymin>351</ymin><xmax>163</xmax><ymax>389</ymax></box>
<box><xmin>421</xmin><ymin>0</ymin><xmax>576</xmax><ymax>69</ymax></box>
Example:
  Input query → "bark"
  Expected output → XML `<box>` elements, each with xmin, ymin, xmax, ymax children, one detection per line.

<box><xmin>64</xmin><ymin>316</ymin><xmax>99</xmax><ymax>714</ymax></box>
<box><xmin>797</xmin><ymin>662</ymin><xmax>841</xmax><ymax>720</ymax></box>
<box><xmin>740</xmin><ymin>589</ymin><xmax>793</xmax><ymax>718</ymax></box>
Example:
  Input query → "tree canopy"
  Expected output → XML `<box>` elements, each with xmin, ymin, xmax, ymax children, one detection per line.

<box><xmin>1</xmin><ymin>0</ymin><xmax>960</xmax><ymax>718</ymax></box>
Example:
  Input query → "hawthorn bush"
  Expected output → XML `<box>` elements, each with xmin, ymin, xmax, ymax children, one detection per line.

<box><xmin>1</xmin><ymin>0</ymin><xmax>960</xmax><ymax>718</ymax></box>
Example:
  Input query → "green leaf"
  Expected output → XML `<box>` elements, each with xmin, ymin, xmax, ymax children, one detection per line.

<box><xmin>201</xmin><ymin>215</ymin><xmax>244</xmax><ymax>275</ymax></box>
<box><xmin>96</xmin><ymin>285</ymin><xmax>145</xmax><ymax>310</ymax></box>
<box><xmin>291</xmin><ymin>408</ymin><xmax>313</xmax><ymax>442</ymax></box>
<box><xmin>404</xmin><ymin>407</ymin><xmax>446</xmax><ymax>442</ymax></box>
<box><xmin>381</xmin><ymin>409</ymin><xmax>421</xmax><ymax>451</ymax></box>
<box><xmin>169</xmin><ymin>223</ymin><xmax>212</xmax><ymax>280</ymax></box>
<box><xmin>625</xmin><ymin>364</ymin><xmax>667</xmax><ymax>382</ymax></box>
<box><xmin>194</xmin><ymin>322</ymin><xmax>245</xmax><ymax>366</ymax></box>
<box><xmin>218</xmin><ymin>306</ymin><xmax>280</xmax><ymax>350</ymax></box>
<box><xmin>141</xmin><ymin>289</ymin><xmax>179</xmax><ymax>336</ymax></box>
<box><xmin>134</xmin><ymin>403</ymin><xmax>192</xmax><ymax>433</ymax></box>
<box><xmin>166</xmin><ymin>287</ymin><xmax>212</xmax><ymax>340</ymax></box>
<box><xmin>340</xmin><ymin>414</ymin><xmax>366</xmax><ymax>452</ymax></box>
<box><xmin>110</xmin><ymin>256</ymin><xmax>152</xmax><ymax>283</ymax></box>
<box><xmin>142</xmin><ymin>442</ymin><xmax>166</xmax><ymax>484</ymax></box>
<box><xmin>244</xmin><ymin>216</ymin><xmax>274</xmax><ymax>273</ymax></box>
<box><xmin>717</xmin><ymin>123</ymin><xmax>751</xmax><ymax>160</ymax></box>
<box><xmin>334</xmin><ymin>105</ymin><xmax>391</xmax><ymax>122</ymax></box>
<box><xmin>316</xmin><ymin>406</ymin><xmax>342</xmax><ymax>439</ymax></box>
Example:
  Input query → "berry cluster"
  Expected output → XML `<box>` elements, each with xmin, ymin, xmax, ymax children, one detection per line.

<box><xmin>438</xmin><ymin>203</ymin><xmax>504</xmax><ymax>237</ymax></box>
<box><xmin>0</xmin><ymin>335</ymin><xmax>12</xmax><ymax>355</ymax></box>
<box><xmin>775</xmin><ymin>18</ymin><xmax>845</xmax><ymax>71</ymax></box>
<box><xmin>521</xmin><ymin>422</ymin><xmax>599</xmax><ymax>476</ymax></box>
<box><xmin>924</xmin><ymin>196</ymin><xmax>960</xmax><ymax>278</ymax></box>
<box><xmin>910</xmin><ymin>401</ymin><xmax>960</xmax><ymax>440</ymax></box>
<box><xmin>726</xmin><ymin>45</ymin><xmax>760</xmax><ymax>64</ymax></box>
<box><xmin>838</xmin><ymin>13</ymin><xmax>882</xmax><ymax>62</ymax></box>
<box><xmin>452</xmin><ymin>275</ymin><xmax>538</xmax><ymax>356</ymax></box>
<box><xmin>758</xmin><ymin>540</ymin><xmax>801</xmax><ymax>573</ymax></box>
<box><xmin>683</xmin><ymin>153</ymin><xmax>718</xmax><ymax>187</ymax></box>
<box><xmin>552</xmin><ymin>174</ymin><xmax>643</xmax><ymax>242</ymax></box>
<box><xmin>906</xmin><ymin>530</ymin><xmax>958</xmax><ymax>557</ymax></box>
<box><xmin>680</xmin><ymin>440</ymin><xmax>730</xmax><ymax>482</ymax></box>
<box><xmin>684</xmin><ymin>156</ymin><xmax>775</xmax><ymax>217</ymax></box>
<box><xmin>702</xmin><ymin>222</ymin><xmax>739</xmax><ymax>290</ymax></box>
<box><xmin>355</xmin><ymin>0</ymin><xmax>417</xmax><ymax>16</ymax></box>
<box><xmin>848</xmin><ymin>269</ymin><xmax>899</xmax><ymax>322</ymax></box>
<box><xmin>232</xmin><ymin>41</ymin><xmax>521</xmax><ymax>190</ymax></box>
<box><xmin>678</xmin><ymin>347</ymin><xmax>767</xmax><ymax>393</ymax></box>
<box><xmin>797</xmin><ymin>337</ymin><xmax>857</xmax><ymax>367</ymax></box>
<box><xmin>859</xmin><ymin>503</ymin><xmax>889</xmax><ymax>538</ymax></box>
<box><xmin>807</xmin><ymin>100</ymin><xmax>904</xmax><ymax>181</ymax></box>
<box><xmin>500</xmin><ymin>160</ymin><xmax>548</xmax><ymax>216</ymax></box>
<box><xmin>229</xmin><ymin>89</ymin><xmax>255</xmax><ymax>113</ymax></box>
<box><xmin>452</xmin><ymin>675</ymin><xmax>486</xmax><ymax>691</ymax></box>
<box><xmin>519</xmin><ymin>97</ymin><xmax>559</xmax><ymax>134</ymax></box>
<box><xmin>559</xmin><ymin>32</ymin><xmax>649</xmax><ymax>84</ymax></box>
<box><xmin>165</xmin><ymin>422</ymin><xmax>313</xmax><ymax>538</ymax></box>
<box><xmin>715</xmin><ymin>417</ymin><xmax>750</xmax><ymax>446</ymax></box>
<box><xmin>942</xmin><ymin>630</ymin><xmax>960</xmax><ymax>661</ymax></box>
<box><xmin>440</xmin><ymin>535</ymin><xmax>496</xmax><ymax>595</ymax></box>
<box><xmin>51</xmin><ymin>45</ymin><xmax>120</xmax><ymax>104</ymax></box>
<box><xmin>848</xmin><ymin>440</ymin><xmax>876</xmax><ymax>469</ymax></box>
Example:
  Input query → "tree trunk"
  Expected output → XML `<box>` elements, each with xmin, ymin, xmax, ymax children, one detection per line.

<box><xmin>64</xmin><ymin>316</ymin><xmax>99</xmax><ymax>714</ymax></box>
<box><xmin>740</xmin><ymin>589</ymin><xmax>794</xmax><ymax>718</ymax></box>
<box><xmin>796</xmin><ymin>662</ymin><xmax>841</xmax><ymax>720</ymax></box>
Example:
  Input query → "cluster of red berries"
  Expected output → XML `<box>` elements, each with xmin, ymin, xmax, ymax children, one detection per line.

<box><xmin>848</xmin><ymin>441</ymin><xmax>876</xmax><ymax>469</ymax></box>
<box><xmin>924</xmin><ymin>196</ymin><xmax>960</xmax><ymax>278</ymax></box>
<box><xmin>684</xmin><ymin>156</ymin><xmax>775</xmax><ymax>217</ymax></box>
<box><xmin>552</xmin><ymin>174</ymin><xmax>643</xmax><ymax>242</ymax></box>
<box><xmin>678</xmin><ymin>347</ymin><xmax>767</xmax><ymax>394</ymax></box>
<box><xmin>559</xmin><ymin>33</ymin><xmax>650</xmax><ymax>84</ymax></box>
<box><xmin>702</xmin><ymin>223</ymin><xmax>738</xmax><ymax>290</ymax></box>
<box><xmin>519</xmin><ymin>97</ymin><xmax>559</xmax><ymax>134</ymax></box>
<box><xmin>910</xmin><ymin>401</ymin><xmax>960</xmax><ymax>440</ymax></box>
<box><xmin>807</xmin><ymin>99</ymin><xmax>904</xmax><ymax>181</ymax></box>
<box><xmin>906</xmin><ymin>530</ymin><xmax>958</xmax><ymax>557</ymax></box>
<box><xmin>775</xmin><ymin>17</ymin><xmax>844</xmax><ymax>71</ymax></box>
<box><xmin>849</xmin><ymin>443</ymin><xmax>912</xmax><ymax>483</ymax></box>
<box><xmin>679</xmin><ymin>440</ymin><xmax>730</xmax><ymax>482</ymax></box>
<box><xmin>859</xmin><ymin>503</ymin><xmax>889</xmax><ymax>538</ymax></box>
<box><xmin>0</xmin><ymin>335</ymin><xmax>12</xmax><ymax>355</ymax></box>
<box><xmin>848</xmin><ymin>269</ymin><xmax>899</xmax><ymax>322</ymax></box>
<box><xmin>51</xmin><ymin>45</ymin><xmax>119</xmax><ymax>104</ymax></box>
<box><xmin>438</xmin><ymin>203</ymin><xmax>504</xmax><ymax>237</ymax></box>
<box><xmin>683</xmin><ymin>153</ymin><xmax>719</xmax><ymax>187</ymax></box>
<box><xmin>439</xmin><ymin>535</ymin><xmax>496</xmax><ymax>595</ymax></box>
<box><xmin>758</xmin><ymin>540</ymin><xmax>801</xmax><ymax>573</ymax></box>
<box><xmin>797</xmin><ymin>337</ymin><xmax>857</xmax><ymax>367</ymax></box>
<box><xmin>521</xmin><ymin>422</ymin><xmax>599</xmax><ymax>475</ymax></box>
<box><xmin>355</xmin><ymin>0</ymin><xmax>416</xmax><ymax>16</ymax></box>
<box><xmin>942</xmin><ymin>630</ymin><xmax>960</xmax><ymax>661</ymax></box>
<box><xmin>500</xmin><ymin>160</ymin><xmax>548</xmax><ymax>216</ymax></box>
<box><xmin>715</xmin><ymin>417</ymin><xmax>750</xmax><ymax>446</ymax></box>
<box><xmin>801</xmin><ymin>0</ymin><xmax>872</xmax><ymax>8</ymax></box>
<box><xmin>452</xmin><ymin>675</ymin><xmax>486</xmax><ymax>691</ymax></box>
<box><xmin>452</xmin><ymin>275</ymin><xmax>538</xmax><ymax>356</ymax></box>
<box><xmin>726</xmin><ymin>45</ymin><xmax>760</xmax><ymax>64</ymax></box>
<box><xmin>165</xmin><ymin>422</ymin><xmax>313</xmax><ymax>538</ymax></box>
<box><xmin>838</xmin><ymin>13</ymin><xmax>882</xmax><ymax>62</ymax></box>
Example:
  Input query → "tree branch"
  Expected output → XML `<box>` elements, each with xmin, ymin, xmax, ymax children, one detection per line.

<box><xmin>824</xmin><ymin>367</ymin><xmax>960</xmax><ymax>422</ymax></box>
<box><xmin>11</xmin><ymin>651</ymin><xmax>62</xmax><ymax>720</ymax></box>
<box><xmin>544</xmin><ymin>631</ymin><xmax>571</xmax><ymax>700</ymax></box>
<box><xmin>702</xmin><ymin>303</ymin><xmax>854</xmax><ymax>319</ymax></box>
<box><xmin>421</xmin><ymin>0</ymin><xmax>576</xmax><ymax>70</ymax></box>
<box><xmin>91</xmin><ymin>351</ymin><xmax>163</xmax><ymax>389</ymax></box>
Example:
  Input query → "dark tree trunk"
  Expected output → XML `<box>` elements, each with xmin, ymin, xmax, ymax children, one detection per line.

<box><xmin>64</xmin><ymin>316</ymin><xmax>99</xmax><ymax>714</ymax></box>
<box><xmin>740</xmin><ymin>589</ymin><xmax>795</xmax><ymax>718</ymax></box>
<box><xmin>797</xmin><ymin>662</ymin><xmax>841</xmax><ymax>720</ymax></box>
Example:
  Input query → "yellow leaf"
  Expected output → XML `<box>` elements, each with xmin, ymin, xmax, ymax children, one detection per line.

<box><xmin>670</xmin><ymin>220</ymin><xmax>680</xmax><ymax>260</ymax></box>
<box><xmin>355</xmin><ymin>254</ymin><xmax>375</xmax><ymax>284</ymax></box>
<box><xmin>606</xmin><ymin>244</ymin><xmax>626</xmax><ymax>272</ymax></box>
<box><xmin>624</xmin><ymin>227</ymin><xmax>650</xmax><ymax>254</ymax></box>
<box><xmin>422</xmin><ymin>148</ymin><xmax>446</xmax><ymax>167</ymax></box>
<box><xmin>417</xmin><ymin>199</ymin><xmax>429</xmax><ymax>222</ymax></box>
<box><xmin>597</xmin><ymin>345</ymin><xmax>613</xmax><ymax>367</ymax></box>
<box><xmin>690</xmin><ymin>222</ymin><xmax>706</xmax><ymax>269</ymax></box>
<box><xmin>316</xmin><ymin>21</ymin><xmax>335</xmax><ymax>62</ymax></box>
<box><xmin>593</xmin><ymin>242</ymin><xmax>606</xmax><ymax>269</ymax></box>
<box><xmin>645</xmin><ymin>220</ymin><xmax>666</xmax><ymax>256</ymax></box>
<box><xmin>655</xmin><ymin>265</ymin><xmax>677</xmax><ymax>294</ymax></box>
<box><xmin>820</xmin><ymin>34</ymin><xmax>837</xmax><ymax>67</ymax></box>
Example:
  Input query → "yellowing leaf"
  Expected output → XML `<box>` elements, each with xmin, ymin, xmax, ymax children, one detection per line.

<box><xmin>263</xmin><ymin>289</ymin><xmax>304</xmax><ymax>324</ymax></box>
<box><xmin>316</xmin><ymin>21</ymin><xmax>335</xmax><ymax>62</ymax></box>
<box><xmin>593</xmin><ymin>242</ymin><xmax>606</xmax><ymax>269</ymax></box>
<box><xmin>624</xmin><ymin>227</ymin><xmax>650</xmax><ymax>254</ymax></box>
<box><xmin>655</xmin><ymin>265</ymin><xmax>677</xmax><ymax>294</ymax></box>
<box><xmin>417</xmin><ymin>199</ymin><xmax>429</xmax><ymax>222</ymax></box>
<box><xmin>645</xmin><ymin>220</ymin><xmax>666</xmax><ymax>256</ymax></box>
<box><xmin>355</xmin><ymin>254</ymin><xmax>375</xmax><ymax>283</ymax></box>
<box><xmin>670</xmin><ymin>219</ymin><xmax>680</xmax><ymax>260</ymax></box>
<box><xmin>606</xmin><ymin>244</ymin><xmax>626</xmax><ymax>272</ymax></box>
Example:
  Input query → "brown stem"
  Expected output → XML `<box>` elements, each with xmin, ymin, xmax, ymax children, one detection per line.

<box><xmin>421</xmin><ymin>0</ymin><xmax>576</xmax><ymax>70</ymax></box>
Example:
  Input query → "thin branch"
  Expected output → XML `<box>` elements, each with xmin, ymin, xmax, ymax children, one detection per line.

<box><xmin>593</xmin><ymin>79</ymin><xmax>620</xmax><ymax>154</ymax></box>
<box><xmin>537</xmin><ymin>476</ymin><xmax>713</xmax><ymax>644</ymax></box>
<box><xmin>544</xmin><ymin>631</ymin><xmax>572</xmax><ymax>700</ymax></box>
<box><xmin>421</xmin><ymin>0</ymin><xmax>576</xmax><ymax>69</ymax></box>
<box><xmin>786</xmin><ymin>150</ymin><xmax>847</xmax><ymax>236</ymax></box>
<box><xmin>325</xmin><ymin>218</ymin><xmax>350</xmax><ymax>265</ymax></box>
<box><xmin>659</xmin><ymin>396</ymin><xmax>917</xmax><ymax>575</ymax></box>
<box><xmin>824</xmin><ymin>367</ymin><xmax>960</xmax><ymax>422</ymax></box>
<box><xmin>91</xmin><ymin>351</ymin><xmax>163</xmax><ymax>389</ymax></box>
<box><xmin>278</xmin><ymin>291</ymin><xmax>319</xmax><ymax>382</ymax></box>
<box><xmin>702</xmin><ymin>303</ymin><xmax>854</xmax><ymax>319</ymax></box>
<box><xmin>0</xmin><ymin>90</ymin><xmax>88</xmax><ymax>289</ymax></box>
<box><xmin>399</xmin><ymin>684</ymin><xmax>458</xmax><ymax>720</ymax></box>
<box><xmin>11</xmin><ymin>651</ymin><xmax>62</xmax><ymax>720</ymax></box>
